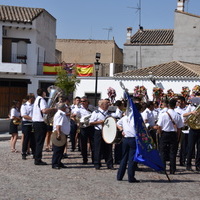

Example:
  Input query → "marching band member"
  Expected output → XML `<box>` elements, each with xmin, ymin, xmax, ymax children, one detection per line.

<box><xmin>89</xmin><ymin>99</ymin><xmax>114</xmax><ymax>170</ymax></box>
<box><xmin>183</xmin><ymin>91</ymin><xmax>200</xmax><ymax>171</ymax></box>
<box><xmin>174</xmin><ymin>96</ymin><xmax>188</xmax><ymax>166</ymax></box>
<box><xmin>141</xmin><ymin>101</ymin><xmax>158</xmax><ymax>145</ymax></box>
<box><xmin>157</xmin><ymin>99</ymin><xmax>183</xmax><ymax>174</ymax></box>
<box><xmin>9</xmin><ymin>100</ymin><xmax>21</xmax><ymax>153</ymax></box>
<box><xmin>75</xmin><ymin>96</ymin><xmax>95</xmax><ymax>164</ymax></box>
<box><xmin>116</xmin><ymin>103</ymin><xmax>142</xmax><ymax>183</ymax></box>
<box><xmin>20</xmin><ymin>93</ymin><xmax>35</xmax><ymax>160</ymax></box>
<box><xmin>70</xmin><ymin>96</ymin><xmax>81</xmax><ymax>152</ymax></box>
<box><xmin>52</xmin><ymin>103</ymin><xmax>71</xmax><ymax>169</ymax></box>
<box><xmin>32</xmin><ymin>88</ymin><xmax>56</xmax><ymax>166</ymax></box>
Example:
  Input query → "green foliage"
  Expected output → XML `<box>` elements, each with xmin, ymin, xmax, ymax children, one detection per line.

<box><xmin>55</xmin><ymin>67</ymin><xmax>80</xmax><ymax>96</ymax></box>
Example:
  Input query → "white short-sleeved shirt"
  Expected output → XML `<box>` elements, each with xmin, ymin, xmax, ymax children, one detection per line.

<box><xmin>117</xmin><ymin>115</ymin><xmax>136</xmax><ymax>137</ymax></box>
<box><xmin>20</xmin><ymin>101</ymin><xmax>33</xmax><ymax>122</ymax></box>
<box><xmin>89</xmin><ymin>108</ymin><xmax>110</xmax><ymax>130</ymax></box>
<box><xmin>157</xmin><ymin>109</ymin><xmax>184</xmax><ymax>132</ymax></box>
<box><xmin>76</xmin><ymin>107</ymin><xmax>92</xmax><ymax>118</ymax></box>
<box><xmin>10</xmin><ymin>108</ymin><xmax>21</xmax><ymax>119</ymax></box>
<box><xmin>53</xmin><ymin>110</ymin><xmax>71</xmax><ymax>135</ymax></box>
<box><xmin>111</xmin><ymin>108</ymin><xmax>123</xmax><ymax>119</ymax></box>
<box><xmin>141</xmin><ymin>108</ymin><xmax>156</xmax><ymax>127</ymax></box>
<box><xmin>32</xmin><ymin>96</ymin><xmax>47</xmax><ymax>122</ymax></box>
<box><xmin>157</xmin><ymin>107</ymin><xmax>168</xmax><ymax>120</ymax></box>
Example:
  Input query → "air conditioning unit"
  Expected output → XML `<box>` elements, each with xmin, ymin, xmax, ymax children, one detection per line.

<box><xmin>2</xmin><ymin>29</ymin><xmax>7</xmax><ymax>36</ymax></box>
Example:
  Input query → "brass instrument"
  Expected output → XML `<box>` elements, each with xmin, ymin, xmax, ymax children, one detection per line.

<box><xmin>187</xmin><ymin>104</ymin><xmax>200</xmax><ymax>129</ymax></box>
<box><xmin>79</xmin><ymin>114</ymin><xmax>92</xmax><ymax>128</ymax></box>
<box><xmin>13</xmin><ymin>118</ymin><xmax>21</xmax><ymax>125</ymax></box>
<box><xmin>44</xmin><ymin>85</ymin><xmax>63</xmax><ymax>125</ymax></box>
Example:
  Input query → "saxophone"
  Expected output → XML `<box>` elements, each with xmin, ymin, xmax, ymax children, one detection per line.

<box><xmin>187</xmin><ymin>104</ymin><xmax>200</xmax><ymax>129</ymax></box>
<box><xmin>44</xmin><ymin>85</ymin><xmax>63</xmax><ymax>126</ymax></box>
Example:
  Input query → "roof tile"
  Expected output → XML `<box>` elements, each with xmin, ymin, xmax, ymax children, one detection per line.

<box><xmin>0</xmin><ymin>5</ymin><xmax>44</xmax><ymax>23</ymax></box>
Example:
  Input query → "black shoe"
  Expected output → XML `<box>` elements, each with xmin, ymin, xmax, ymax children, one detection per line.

<box><xmin>180</xmin><ymin>162</ymin><xmax>185</xmax><ymax>166</ymax></box>
<box><xmin>52</xmin><ymin>166</ymin><xmax>61</xmax><ymax>170</ymax></box>
<box><xmin>59</xmin><ymin>163</ymin><xmax>67</xmax><ymax>168</ymax></box>
<box><xmin>22</xmin><ymin>155</ymin><xmax>26</xmax><ymax>160</ymax></box>
<box><xmin>82</xmin><ymin>161</ymin><xmax>88</xmax><ymax>164</ymax></box>
<box><xmin>186</xmin><ymin>165</ymin><xmax>192</xmax><ymax>171</ymax></box>
<box><xmin>170</xmin><ymin>170</ymin><xmax>175</xmax><ymax>174</ymax></box>
<box><xmin>107</xmin><ymin>166</ymin><xmax>116</xmax><ymax>170</ymax></box>
<box><xmin>95</xmin><ymin>166</ymin><xmax>100</xmax><ymax>170</ymax></box>
<box><xmin>129</xmin><ymin>179</ymin><xmax>140</xmax><ymax>183</ymax></box>
<box><xmin>35</xmin><ymin>160</ymin><xmax>47</xmax><ymax>165</ymax></box>
<box><xmin>196</xmin><ymin>166</ymin><xmax>200</xmax><ymax>171</ymax></box>
<box><xmin>63</xmin><ymin>153</ymin><xmax>68</xmax><ymax>158</ymax></box>
<box><xmin>71</xmin><ymin>149</ymin><xmax>75</xmax><ymax>152</ymax></box>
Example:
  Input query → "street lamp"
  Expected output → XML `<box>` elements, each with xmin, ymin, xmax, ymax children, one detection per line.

<box><xmin>148</xmin><ymin>71</ymin><xmax>156</xmax><ymax>85</ymax></box>
<box><xmin>94</xmin><ymin>53</ymin><xmax>101</xmax><ymax>107</ymax></box>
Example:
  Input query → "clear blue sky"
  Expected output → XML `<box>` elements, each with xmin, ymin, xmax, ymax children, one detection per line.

<box><xmin>1</xmin><ymin>0</ymin><xmax>200</xmax><ymax>48</ymax></box>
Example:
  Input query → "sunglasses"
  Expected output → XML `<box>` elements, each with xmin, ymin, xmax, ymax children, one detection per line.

<box><xmin>81</xmin><ymin>100</ymin><xmax>87</xmax><ymax>102</ymax></box>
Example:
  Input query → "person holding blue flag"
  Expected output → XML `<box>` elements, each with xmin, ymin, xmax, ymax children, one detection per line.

<box><xmin>117</xmin><ymin>82</ymin><xmax>167</xmax><ymax>182</ymax></box>
<box><xmin>116</xmin><ymin>103</ymin><xmax>142</xmax><ymax>183</ymax></box>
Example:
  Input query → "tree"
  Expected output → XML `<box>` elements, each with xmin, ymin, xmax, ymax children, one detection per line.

<box><xmin>55</xmin><ymin>67</ymin><xmax>80</xmax><ymax>96</ymax></box>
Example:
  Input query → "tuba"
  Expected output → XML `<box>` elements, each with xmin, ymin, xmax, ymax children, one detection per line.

<box><xmin>187</xmin><ymin>104</ymin><xmax>200</xmax><ymax>129</ymax></box>
<box><xmin>44</xmin><ymin>85</ymin><xmax>63</xmax><ymax>125</ymax></box>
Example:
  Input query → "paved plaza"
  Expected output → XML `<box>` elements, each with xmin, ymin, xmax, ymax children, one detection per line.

<box><xmin>0</xmin><ymin>137</ymin><xmax>200</xmax><ymax>200</ymax></box>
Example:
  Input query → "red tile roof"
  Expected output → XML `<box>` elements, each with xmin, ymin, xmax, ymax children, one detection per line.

<box><xmin>114</xmin><ymin>61</ymin><xmax>200</xmax><ymax>79</ymax></box>
<box><xmin>0</xmin><ymin>5</ymin><xmax>44</xmax><ymax>23</ymax></box>
<box><xmin>125</xmin><ymin>29</ymin><xmax>174</xmax><ymax>46</ymax></box>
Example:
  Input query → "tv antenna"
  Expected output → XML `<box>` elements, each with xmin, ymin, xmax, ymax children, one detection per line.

<box><xmin>103</xmin><ymin>27</ymin><xmax>113</xmax><ymax>40</ymax></box>
<box><xmin>127</xmin><ymin>0</ymin><xmax>143</xmax><ymax>68</ymax></box>
<box><xmin>127</xmin><ymin>0</ymin><xmax>142</xmax><ymax>29</ymax></box>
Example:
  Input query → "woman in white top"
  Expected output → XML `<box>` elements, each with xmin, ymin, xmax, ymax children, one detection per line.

<box><xmin>9</xmin><ymin>100</ymin><xmax>21</xmax><ymax>152</ymax></box>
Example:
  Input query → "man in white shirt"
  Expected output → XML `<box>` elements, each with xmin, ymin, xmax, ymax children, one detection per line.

<box><xmin>89</xmin><ymin>99</ymin><xmax>114</xmax><ymax>170</ymax></box>
<box><xmin>183</xmin><ymin>93</ymin><xmax>200</xmax><ymax>171</ymax></box>
<box><xmin>116</xmin><ymin>103</ymin><xmax>142</xmax><ymax>183</ymax></box>
<box><xmin>157</xmin><ymin>99</ymin><xmax>184</xmax><ymax>174</ymax></box>
<box><xmin>52</xmin><ymin>103</ymin><xmax>71</xmax><ymax>169</ymax></box>
<box><xmin>142</xmin><ymin>101</ymin><xmax>157</xmax><ymax>145</ymax></box>
<box><xmin>75</xmin><ymin>96</ymin><xmax>95</xmax><ymax>164</ymax></box>
<box><xmin>32</xmin><ymin>88</ymin><xmax>56</xmax><ymax>166</ymax></box>
<box><xmin>21</xmin><ymin>93</ymin><xmax>35</xmax><ymax>160</ymax></box>
<box><xmin>174</xmin><ymin>96</ymin><xmax>188</xmax><ymax>166</ymax></box>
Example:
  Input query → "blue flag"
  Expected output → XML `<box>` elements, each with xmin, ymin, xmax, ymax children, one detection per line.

<box><xmin>124</xmin><ymin>91</ymin><xmax>164</xmax><ymax>171</ymax></box>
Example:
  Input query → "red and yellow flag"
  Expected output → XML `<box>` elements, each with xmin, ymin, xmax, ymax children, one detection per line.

<box><xmin>76</xmin><ymin>64</ymin><xmax>93</xmax><ymax>76</ymax></box>
<box><xmin>43</xmin><ymin>63</ymin><xmax>62</xmax><ymax>75</ymax></box>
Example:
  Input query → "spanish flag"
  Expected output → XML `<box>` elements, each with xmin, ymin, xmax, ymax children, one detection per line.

<box><xmin>43</xmin><ymin>63</ymin><xmax>62</xmax><ymax>75</ymax></box>
<box><xmin>76</xmin><ymin>64</ymin><xmax>93</xmax><ymax>76</ymax></box>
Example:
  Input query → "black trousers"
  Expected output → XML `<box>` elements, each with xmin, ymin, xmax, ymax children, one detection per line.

<box><xmin>93</xmin><ymin>130</ymin><xmax>113</xmax><ymax>168</ymax></box>
<box><xmin>52</xmin><ymin>144</ymin><xmax>65</xmax><ymax>167</ymax></box>
<box><xmin>159</xmin><ymin>131</ymin><xmax>178</xmax><ymax>173</ymax></box>
<box><xmin>33</xmin><ymin>122</ymin><xmax>47</xmax><ymax>162</ymax></box>
<box><xmin>80</xmin><ymin>126</ymin><xmax>94</xmax><ymax>163</ymax></box>
<box><xmin>186</xmin><ymin>128</ymin><xmax>200</xmax><ymax>167</ymax></box>
<box><xmin>179</xmin><ymin>133</ymin><xmax>188</xmax><ymax>165</ymax></box>
<box><xmin>69</xmin><ymin>119</ymin><xmax>77</xmax><ymax>151</ymax></box>
<box><xmin>22</xmin><ymin>121</ymin><xmax>35</xmax><ymax>156</ymax></box>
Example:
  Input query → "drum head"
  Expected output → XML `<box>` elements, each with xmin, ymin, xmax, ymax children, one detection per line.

<box><xmin>102</xmin><ymin>117</ymin><xmax>117</xmax><ymax>144</ymax></box>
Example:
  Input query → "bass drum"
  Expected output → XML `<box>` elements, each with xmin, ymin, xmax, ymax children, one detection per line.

<box><xmin>102</xmin><ymin>116</ymin><xmax>122</xmax><ymax>144</ymax></box>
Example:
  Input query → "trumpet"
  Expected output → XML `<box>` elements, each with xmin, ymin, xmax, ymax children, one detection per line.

<box><xmin>13</xmin><ymin>118</ymin><xmax>21</xmax><ymax>125</ymax></box>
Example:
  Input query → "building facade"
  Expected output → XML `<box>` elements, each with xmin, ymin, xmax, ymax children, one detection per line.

<box><xmin>0</xmin><ymin>5</ymin><xmax>57</xmax><ymax>117</ymax></box>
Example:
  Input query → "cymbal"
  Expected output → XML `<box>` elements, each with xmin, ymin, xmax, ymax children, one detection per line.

<box><xmin>51</xmin><ymin>130</ymin><xmax>67</xmax><ymax>147</ymax></box>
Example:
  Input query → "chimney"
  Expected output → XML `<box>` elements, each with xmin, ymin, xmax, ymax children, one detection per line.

<box><xmin>177</xmin><ymin>0</ymin><xmax>185</xmax><ymax>12</ymax></box>
<box><xmin>126</xmin><ymin>27</ymin><xmax>132</xmax><ymax>43</ymax></box>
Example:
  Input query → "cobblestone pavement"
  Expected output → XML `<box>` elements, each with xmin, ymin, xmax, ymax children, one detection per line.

<box><xmin>0</xmin><ymin>139</ymin><xmax>200</xmax><ymax>200</ymax></box>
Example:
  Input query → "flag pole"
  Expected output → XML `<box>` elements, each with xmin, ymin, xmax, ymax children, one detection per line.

<box><xmin>164</xmin><ymin>171</ymin><xmax>171</xmax><ymax>182</ymax></box>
